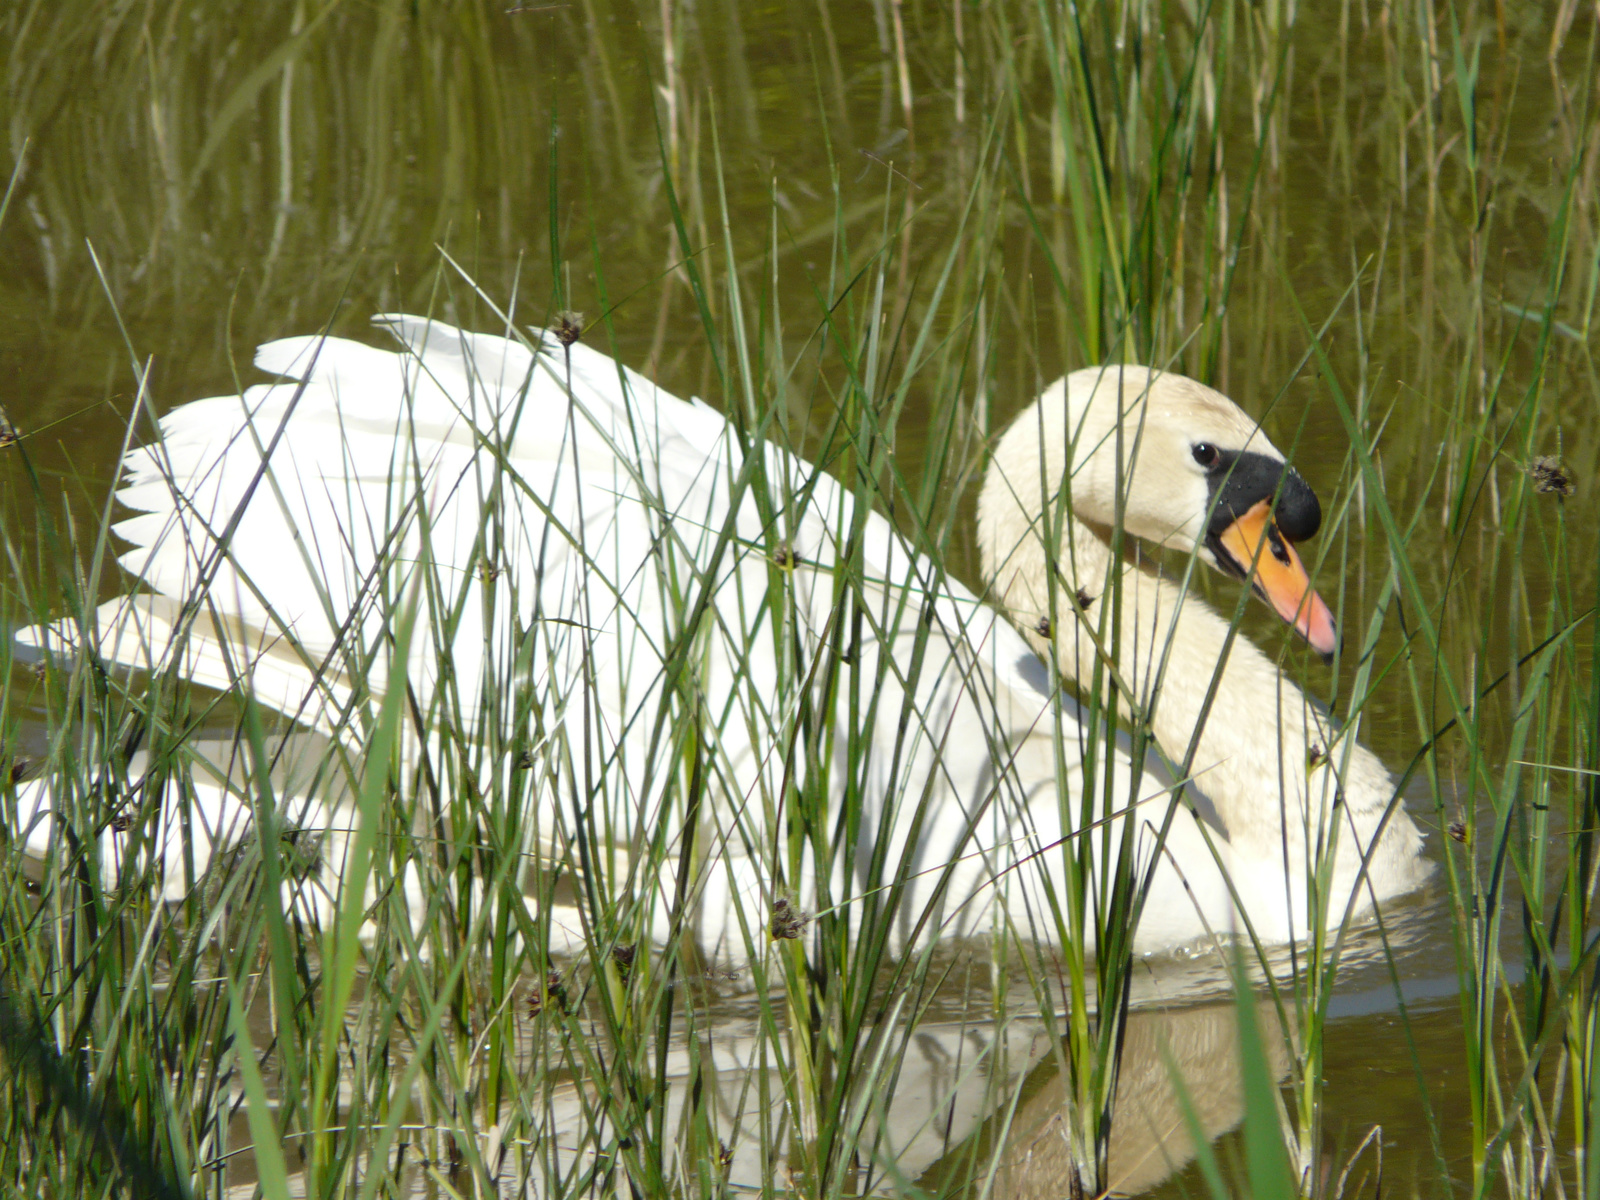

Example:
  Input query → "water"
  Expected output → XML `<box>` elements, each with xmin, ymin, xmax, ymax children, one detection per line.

<box><xmin>2</xmin><ymin>1</ymin><xmax>1593</xmax><ymax>1194</ymax></box>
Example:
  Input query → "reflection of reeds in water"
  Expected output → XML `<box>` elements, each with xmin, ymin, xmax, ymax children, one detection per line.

<box><xmin>0</xmin><ymin>2</ymin><xmax>1596</xmax><ymax>1199</ymax></box>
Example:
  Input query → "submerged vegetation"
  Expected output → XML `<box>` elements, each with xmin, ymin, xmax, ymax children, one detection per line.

<box><xmin>0</xmin><ymin>1</ymin><xmax>1596</xmax><ymax>1198</ymax></box>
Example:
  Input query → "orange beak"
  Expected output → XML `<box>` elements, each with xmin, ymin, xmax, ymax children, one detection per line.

<box><xmin>1217</xmin><ymin>499</ymin><xmax>1339</xmax><ymax>661</ymax></box>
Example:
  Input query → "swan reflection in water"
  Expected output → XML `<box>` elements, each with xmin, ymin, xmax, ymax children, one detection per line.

<box><xmin>521</xmin><ymin>999</ymin><xmax>1293</xmax><ymax>1199</ymax></box>
<box><xmin>450</xmin><ymin>926</ymin><xmax>1424</xmax><ymax>1199</ymax></box>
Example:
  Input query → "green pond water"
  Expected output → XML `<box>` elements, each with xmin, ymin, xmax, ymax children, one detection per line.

<box><xmin>2</xmin><ymin>1</ymin><xmax>1596</xmax><ymax>1195</ymax></box>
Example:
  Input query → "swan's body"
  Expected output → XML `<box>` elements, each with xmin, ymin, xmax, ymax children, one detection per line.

<box><xmin>14</xmin><ymin>318</ymin><xmax>1427</xmax><ymax>962</ymax></box>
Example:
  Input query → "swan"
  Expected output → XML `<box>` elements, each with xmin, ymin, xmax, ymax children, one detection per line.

<box><xmin>12</xmin><ymin>315</ymin><xmax>1428</xmax><ymax>962</ymax></box>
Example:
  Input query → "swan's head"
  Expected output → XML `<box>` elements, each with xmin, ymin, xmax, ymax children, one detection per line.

<box><xmin>979</xmin><ymin>364</ymin><xmax>1338</xmax><ymax>659</ymax></box>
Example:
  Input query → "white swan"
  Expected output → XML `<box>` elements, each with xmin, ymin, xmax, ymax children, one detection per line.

<box><xmin>13</xmin><ymin>316</ymin><xmax>1428</xmax><ymax>961</ymax></box>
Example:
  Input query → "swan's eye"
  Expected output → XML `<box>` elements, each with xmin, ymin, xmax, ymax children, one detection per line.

<box><xmin>1266</xmin><ymin>525</ymin><xmax>1293</xmax><ymax>566</ymax></box>
<box><xmin>1191</xmin><ymin>443</ymin><xmax>1220</xmax><ymax>469</ymax></box>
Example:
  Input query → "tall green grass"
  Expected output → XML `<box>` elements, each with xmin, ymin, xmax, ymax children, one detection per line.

<box><xmin>0</xmin><ymin>2</ymin><xmax>1595</xmax><ymax>1198</ymax></box>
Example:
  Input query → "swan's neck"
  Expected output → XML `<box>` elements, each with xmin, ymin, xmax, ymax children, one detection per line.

<box><xmin>989</xmin><ymin>511</ymin><xmax>1411</xmax><ymax>870</ymax></box>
